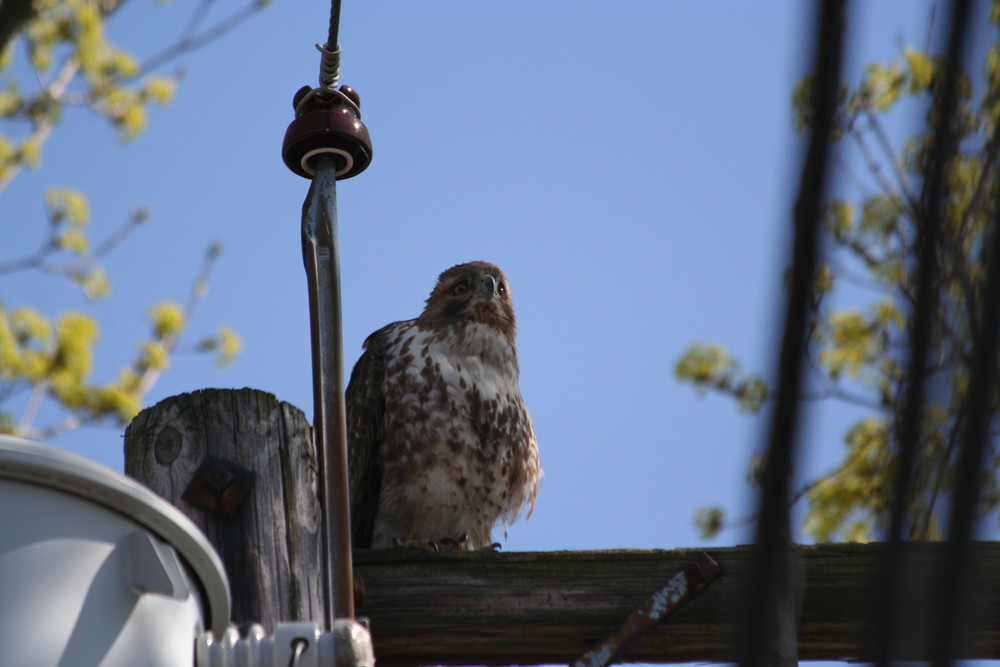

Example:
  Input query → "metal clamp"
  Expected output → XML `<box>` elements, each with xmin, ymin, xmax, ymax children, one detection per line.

<box><xmin>573</xmin><ymin>553</ymin><xmax>722</xmax><ymax>667</ymax></box>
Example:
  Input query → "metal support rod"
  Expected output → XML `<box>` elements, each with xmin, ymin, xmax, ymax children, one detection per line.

<box><xmin>302</xmin><ymin>153</ymin><xmax>355</xmax><ymax>626</ymax></box>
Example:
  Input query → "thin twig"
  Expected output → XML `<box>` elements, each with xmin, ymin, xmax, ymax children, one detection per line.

<box><xmin>22</xmin><ymin>411</ymin><xmax>87</xmax><ymax>440</ymax></box>
<box><xmin>0</xmin><ymin>210</ymin><xmax>145</xmax><ymax>277</ymax></box>
<box><xmin>716</xmin><ymin>473</ymin><xmax>840</xmax><ymax>537</ymax></box>
<box><xmin>178</xmin><ymin>0</ymin><xmax>218</xmax><ymax>46</ymax></box>
<box><xmin>18</xmin><ymin>244</ymin><xmax>221</xmax><ymax>439</ymax></box>
<box><xmin>833</xmin><ymin>148</ymin><xmax>878</xmax><ymax>199</ymax></box>
<box><xmin>2</xmin><ymin>1</ymin><xmax>267</xmax><ymax>194</ymax></box>
<box><xmin>957</xmin><ymin>127</ymin><xmax>1000</xmax><ymax>238</ymax></box>
<box><xmin>825</xmin><ymin>255</ymin><xmax>895</xmax><ymax>294</ymax></box>
<box><xmin>138</xmin><ymin>1</ymin><xmax>263</xmax><ymax>75</ymax></box>
<box><xmin>849</xmin><ymin>118</ymin><xmax>915</xmax><ymax>219</ymax></box>
<box><xmin>0</xmin><ymin>57</ymin><xmax>79</xmax><ymax>193</ymax></box>
<box><xmin>15</xmin><ymin>380</ymin><xmax>48</xmax><ymax>435</ymax></box>
<box><xmin>799</xmin><ymin>387</ymin><xmax>887</xmax><ymax>411</ymax></box>
<box><xmin>41</xmin><ymin>213</ymin><xmax>145</xmax><ymax>277</ymax></box>
<box><xmin>866</xmin><ymin>109</ymin><xmax>920</xmax><ymax>206</ymax></box>
<box><xmin>136</xmin><ymin>242</ymin><xmax>221</xmax><ymax>396</ymax></box>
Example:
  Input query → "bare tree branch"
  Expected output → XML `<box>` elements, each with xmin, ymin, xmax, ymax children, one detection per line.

<box><xmin>21</xmin><ymin>411</ymin><xmax>88</xmax><ymax>440</ymax></box>
<box><xmin>0</xmin><ymin>57</ymin><xmax>79</xmax><ymax>193</ymax></box>
<box><xmin>16</xmin><ymin>380</ymin><xmax>48</xmax><ymax>435</ymax></box>
<box><xmin>138</xmin><ymin>1</ymin><xmax>265</xmax><ymax>76</ymax></box>
<box><xmin>0</xmin><ymin>208</ymin><xmax>147</xmax><ymax>278</ymax></box>
<box><xmin>137</xmin><ymin>242</ymin><xmax>222</xmax><ymax>396</ymax></box>
<box><xmin>848</xmin><ymin>114</ymin><xmax>916</xmax><ymax>220</ymax></box>
<box><xmin>865</xmin><ymin>108</ymin><xmax>920</xmax><ymax>206</ymax></box>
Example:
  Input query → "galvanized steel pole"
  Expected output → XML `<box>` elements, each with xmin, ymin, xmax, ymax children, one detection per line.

<box><xmin>302</xmin><ymin>153</ymin><xmax>355</xmax><ymax>625</ymax></box>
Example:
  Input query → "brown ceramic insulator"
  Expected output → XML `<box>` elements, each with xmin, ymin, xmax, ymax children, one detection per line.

<box><xmin>282</xmin><ymin>84</ymin><xmax>373</xmax><ymax>180</ymax></box>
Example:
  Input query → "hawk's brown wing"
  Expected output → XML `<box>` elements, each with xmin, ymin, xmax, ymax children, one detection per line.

<box><xmin>345</xmin><ymin>327</ymin><xmax>389</xmax><ymax>549</ymax></box>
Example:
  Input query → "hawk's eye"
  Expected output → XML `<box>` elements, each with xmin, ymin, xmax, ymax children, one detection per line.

<box><xmin>452</xmin><ymin>279</ymin><xmax>470</xmax><ymax>296</ymax></box>
<box><xmin>497</xmin><ymin>281</ymin><xmax>507</xmax><ymax>296</ymax></box>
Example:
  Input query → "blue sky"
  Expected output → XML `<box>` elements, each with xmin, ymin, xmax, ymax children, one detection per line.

<box><xmin>3</xmin><ymin>0</ymin><xmax>945</xmax><ymax>546</ymax></box>
<box><xmin>5</xmin><ymin>1</ymin><xmax>990</xmax><ymax>660</ymax></box>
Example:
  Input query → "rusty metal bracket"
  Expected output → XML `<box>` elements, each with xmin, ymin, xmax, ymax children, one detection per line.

<box><xmin>572</xmin><ymin>552</ymin><xmax>722</xmax><ymax>667</ymax></box>
<box><xmin>182</xmin><ymin>455</ymin><xmax>254</xmax><ymax>519</ymax></box>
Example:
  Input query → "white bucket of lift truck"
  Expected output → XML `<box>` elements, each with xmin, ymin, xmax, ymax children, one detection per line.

<box><xmin>0</xmin><ymin>435</ymin><xmax>230</xmax><ymax>666</ymax></box>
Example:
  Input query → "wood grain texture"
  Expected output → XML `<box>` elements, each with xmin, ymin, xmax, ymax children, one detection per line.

<box><xmin>122</xmin><ymin>390</ymin><xmax>1000</xmax><ymax>664</ymax></box>
<box><xmin>124</xmin><ymin>387</ymin><xmax>324</xmax><ymax>631</ymax></box>
<box><xmin>354</xmin><ymin>542</ymin><xmax>1000</xmax><ymax>665</ymax></box>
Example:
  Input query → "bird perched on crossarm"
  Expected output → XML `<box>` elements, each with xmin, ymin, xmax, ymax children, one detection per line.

<box><xmin>346</xmin><ymin>261</ymin><xmax>541</xmax><ymax>550</ymax></box>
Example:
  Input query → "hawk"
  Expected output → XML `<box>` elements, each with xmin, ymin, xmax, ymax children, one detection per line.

<box><xmin>346</xmin><ymin>261</ymin><xmax>541</xmax><ymax>550</ymax></box>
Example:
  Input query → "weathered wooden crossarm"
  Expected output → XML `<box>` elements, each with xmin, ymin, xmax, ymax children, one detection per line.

<box><xmin>353</xmin><ymin>542</ymin><xmax>1000</xmax><ymax>665</ymax></box>
<box><xmin>123</xmin><ymin>393</ymin><xmax>1000</xmax><ymax>664</ymax></box>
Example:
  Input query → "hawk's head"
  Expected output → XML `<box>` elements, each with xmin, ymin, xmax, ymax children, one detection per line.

<box><xmin>420</xmin><ymin>261</ymin><xmax>517</xmax><ymax>341</ymax></box>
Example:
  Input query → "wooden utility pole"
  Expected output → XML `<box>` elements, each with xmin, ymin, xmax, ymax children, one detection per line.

<box><xmin>124</xmin><ymin>388</ymin><xmax>324</xmax><ymax>631</ymax></box>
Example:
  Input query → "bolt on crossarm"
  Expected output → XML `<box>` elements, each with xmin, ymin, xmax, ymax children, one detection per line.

<box><xmin>281</xmin><ymin>0</ymin><xmax>373</xmax><ymax>630</ymax></box>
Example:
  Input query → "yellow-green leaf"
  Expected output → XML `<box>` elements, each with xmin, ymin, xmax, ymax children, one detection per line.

<box><xmin>215</xmin><ymin>326</ymin><xmax>242</xmax><ymax>368</ymax></box>
<box><xmin>904</xmin><ymin>47</ymin><xmax>934</xmax><ymax>92</ymax></box>
<box><xmin>148</xmin><ymin>302</ymin><xmax>185</xmax><ymax>338</ymax></box>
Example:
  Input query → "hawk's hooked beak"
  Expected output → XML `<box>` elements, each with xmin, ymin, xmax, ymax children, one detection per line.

<box><xmin>480</xmin><ymin>275</ymin><xmax>497</xmax><ymax>296</ymax></box>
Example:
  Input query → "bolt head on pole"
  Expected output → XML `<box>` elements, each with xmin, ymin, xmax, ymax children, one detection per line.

<box><xmin>282</xmin><ymin>84</ymin><xmax>373</xmax><ymax>180</ymax></box>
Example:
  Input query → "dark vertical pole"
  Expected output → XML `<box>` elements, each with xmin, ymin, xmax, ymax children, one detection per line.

<box><xmin>926</xmin><ymin>6</ymin><xmax>995</xmax><ymax>660</ymax></box>
<box><xmin>303</xmin><ymin>154</ymin><xmax>355</xmax><ymax>626</ymax></box>
<box><xmin>930</xmin><ymin>193</ymin><xmax>1000</xmax><ymax>666</ymax></box>
<box><xmin>740</xmin><ymin>2</ymin><xmax>846</xmax><ymax>665</ymax></box>
<box><xmin>924</xmin><ymin>3</ymin><xmax>977</xmax><ymax>663</ymax></box>
<box><xmin>875</xmin><ymin>1</ymin><xmax>974</xmax><ymax>664</ymax></box>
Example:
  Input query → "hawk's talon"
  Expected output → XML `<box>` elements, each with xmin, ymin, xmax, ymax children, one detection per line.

<box><xmin>392</xmin><ymin>537</ymin><xmax>473</xmax><ymax>552</ymax></box>
<box><xmin>437</xmin><ymin>535</ymin><xmax>468</xmax><ymax>550</ymax></box>
<box><xmin>392</xmin><ymin>538</ymin><xmax>440</xmax><ymax>553</ymax></box>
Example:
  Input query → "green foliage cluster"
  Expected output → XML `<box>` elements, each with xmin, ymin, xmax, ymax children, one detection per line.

<box><xmin>681</xmin><ymin>3</ymin><xmax>1000</xmax><ymax>543</ymax></box>
<box><xmin>674</xmin><ymin>343</ymin><xmax>766</xmax><ymax>413</ymax></box>
<box><xmin>0</xmin><ymin>0</ymin><xmax>264</xmax><ymax>439</ymax></box>
<box><xmin>0</xmin><ymin>0</ymin><xmax>177</xmax><ymax>188</ymax></box>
